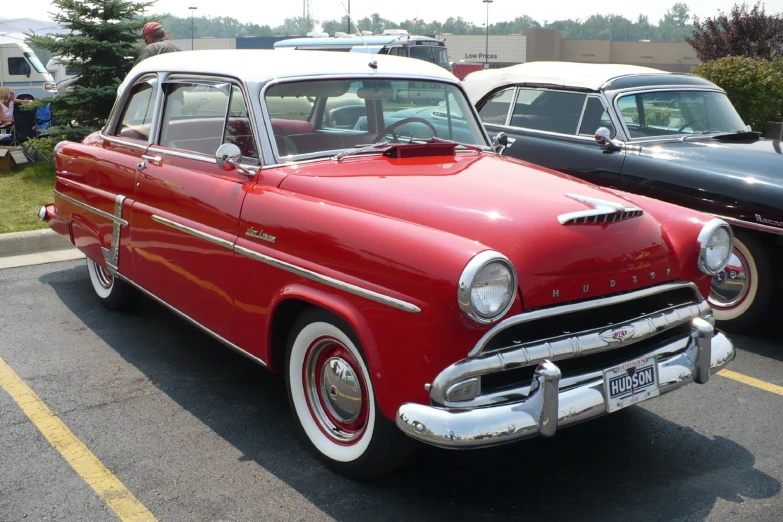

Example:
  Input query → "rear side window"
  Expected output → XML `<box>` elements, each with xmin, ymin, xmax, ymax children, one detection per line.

<box><xmin>478</xmin><ymin>88</ymin><xmax>514</xmax><ymax>125</ymax></box>
<box><xmin>113</xmin><ymin>81</ymin><xmax>156</xmax><ymax>142</ymax></box>
<box><xmin>159</xmin><ymin>82</ymin><xmax>230</xmax><ymax>156</ymax></box>
<box><xmin>8</xmin><ymin>57</ymin><xmax>30</xmax><ymax>76</ymax></box>
<box><xmin>510</xmin><ymin>88</ymin><xmax>586</xmax><ymax>135</ymax></box>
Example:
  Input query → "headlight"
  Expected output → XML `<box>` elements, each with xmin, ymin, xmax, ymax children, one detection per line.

<box><xmin>697</xmin><ymin>219</ymin><xmax>734</xmax><ymax>275</ymax></box>
<box><xmin>458</xmin><ymin>250</ymin><xmax>517</xmax><ymax>324</ymax></box>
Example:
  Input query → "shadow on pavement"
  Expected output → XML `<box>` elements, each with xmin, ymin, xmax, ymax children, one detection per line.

<box><xmin>41</xmin><ymin>265</ymin><xmax>781</xmax><ymax>522</ymax></box>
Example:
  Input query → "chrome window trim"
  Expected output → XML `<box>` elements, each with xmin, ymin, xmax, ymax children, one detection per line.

<box><xmin>469</xmin><ymin>281</ymin><xmax>704</xmax><ymax>357</ymax></box>
<box><xmin>54</xmin><ymin>189</ymin><xmax>129</xmax><ymax>226</ymax></box>
<box><xmin>611</xmin><ymin>87</ymin><xmax>740</xmax><ymax>142</ymax></box>
<box><xmin>104</xmin><ymin>73</ymin><xmax>160</xmax><ymax>143</ymax></box>
<box><xmin>259</xmin><ymin>73</ymin><xmax>490</xmax><ymax>165</ymax></box>
<box><xmin>101</xmin><ymin>135</ymin><xmax>148</xmax><ymax>151</ymax></box>
<box><xmin>712</xmin><ymin>214</ymin><xmax>783</xmax><ymax>236</ymax></box>
<box><xmin>151</xmin><ymin>214</ymin><xmax>234</xmax><ymax>250</ymax></box>
<box><xmin>485</xmin><ymin>122</ymin><xmax>604</xmax><ymax>144</ymax></box>
<box><xmin>574</xmin><ymin>95</ymin><xmax>590</xmax><ymax>137</ymax></box>
<box><xmin>147</xmin><ymin>213</ymin><xmax>420</xmax><ymax>313</ymax></box>
<box><xmin>115</xmin><ymin>273</ymin><xmax>268</xmax><ymax>368</ymax></box>
<box><xmin>155</xmin><ymin>74</ymin><xmax>266</xmax><ymax>164</ymax></box>
<box><xmin>234</xmin><ymin>244</ymin><xmax>422</xmax><ymax>313</ymax></box>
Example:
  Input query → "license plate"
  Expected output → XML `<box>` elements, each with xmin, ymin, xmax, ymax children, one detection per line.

<box><xmin>603</xmin><ymin>356</ymin><xmax>660</xmax><ymax>413</ymax></box>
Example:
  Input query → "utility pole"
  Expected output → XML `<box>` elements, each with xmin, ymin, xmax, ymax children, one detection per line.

<box><xmin>483</xmin><ymin>0</ymin><xmax>493</xmax><ymax>69</ymax></box>
<box><xmin>189</xmin><ymin>6</ymin><xmax>197</xmax><ymax>51</ymax></box>
<box><xmin>347</xmin><ymin>0</ymin><xmax>351</xmax><ymax>33</ymax></box>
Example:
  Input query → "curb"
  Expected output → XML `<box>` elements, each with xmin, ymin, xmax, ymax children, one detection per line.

<box><xmin>0</xmin><ymin>228</ymin><xmax>75</xmax><ymax>258</ymax></box>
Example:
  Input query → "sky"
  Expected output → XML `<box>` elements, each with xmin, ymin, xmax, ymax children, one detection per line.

<box><xmin>11</xmin><ymin>0</ymin><xmax>783</xmax><ymax>30</ymax></box>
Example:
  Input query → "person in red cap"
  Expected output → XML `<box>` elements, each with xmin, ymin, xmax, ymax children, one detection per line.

<box><xmin>134</xmin><ymin>21</ymin><xmax>182</xmax><ymax>65</ymax></box>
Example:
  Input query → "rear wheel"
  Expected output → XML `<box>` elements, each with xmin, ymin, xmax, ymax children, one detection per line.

<box><xmin>285</xmin><ymin>308</ymin><xmax>412</xmax><ymax>479</ymax></box>
<box><xmin>709</xmin><ymin>230</ymin><xmax>772</xmax><ymax>331</ymax></box>
<box><xmin>86</xmin><ymin>258</ymin><xmax>132</xmax><ymax>311</ymax></box>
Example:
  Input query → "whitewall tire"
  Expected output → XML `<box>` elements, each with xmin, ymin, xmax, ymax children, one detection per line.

<box><xmin>709</xmin><ymin>231</ymin><xmax>772</xmax><ymax>331</ymax></box>
<box><xmin>86</xmin><ymin>258</ymin><xmax>132</xmax><ymax>311</ymax></box>
<box><xmin>285</xmin><ymin>308</ymin><xmax>412</xmax><ymax>478</ymax></box>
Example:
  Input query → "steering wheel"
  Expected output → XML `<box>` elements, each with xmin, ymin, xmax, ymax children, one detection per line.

<box><xmin>678</xmin><ymin>119</ymin><xmax>709</xmax><ymax>132</ymax></box>
<box><xmin>375</xmin><ymin>117</ymin><xmax>438</xmax><ymax>143</ymax></box>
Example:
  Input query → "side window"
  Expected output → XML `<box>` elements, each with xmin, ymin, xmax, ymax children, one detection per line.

<box><xmin>8</xmin><ymin>57</ymin><xmax>30</xmax><ymax>76</ymax></box>
<box><xmin>159</xmin><ymin>82</ymin><xmax>229</xmax><ymax>155</ymax></box>
<box><xmin>511</xmin><ymin>88</ymin><xmax>586</xmax><ymax>135</ymax></box>
<box><xmin>478</xmin><ymin>88</ymin><xmax>514</xmax><ymax>125</ymax></box>
<box><xmin>579</xmin><ymin>97</ymin><xmax>615</xmax><ymax>138</ymax></box>
<box><xmin>112</xmin><ymin>81</ymin><xmax>156</xmax><ymax>142</ymax></box>
<box><xmin>224</xmin><ymin>85</ymin><xmax>258</xmax><ymax>161</ymax></box>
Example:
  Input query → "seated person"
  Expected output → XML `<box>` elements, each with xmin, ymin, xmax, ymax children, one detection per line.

<box><xmin>0</xmin><ymin>87</ymin><xmax>33</xmax><ymax>130</ymax></box>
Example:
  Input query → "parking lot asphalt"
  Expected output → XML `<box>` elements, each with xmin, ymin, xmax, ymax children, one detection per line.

<box><xmin>1</xmin><ymin>259</ymin><xmax>783</xmax><ymax>522</ymax></box>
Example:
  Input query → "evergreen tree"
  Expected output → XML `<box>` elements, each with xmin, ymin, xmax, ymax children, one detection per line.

<box><xmin>27</xmin><ymin>0</ymin><xmax>154</xmax><ymax>140</ymax></box>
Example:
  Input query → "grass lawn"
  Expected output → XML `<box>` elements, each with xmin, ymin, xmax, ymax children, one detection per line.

<box><xmin>0</xmin><ymin>161</ymin><xmax>55</xmax><ymax>234</ymax></box>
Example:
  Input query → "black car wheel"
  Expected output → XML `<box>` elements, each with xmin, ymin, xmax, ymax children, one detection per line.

<box><xmin>709</xmin><ymin>230</ymin><xmax>772</xmax><ymax>331</ymax></box>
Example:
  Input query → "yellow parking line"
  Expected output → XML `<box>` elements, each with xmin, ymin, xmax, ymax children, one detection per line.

<box><xmin>718</xmin><ymin>369</ymin><xmax>783</xmax><ymax>396</ymax></box>
<box><xmin>0</xmin><ymin>356</ymin><xmax>157</xmax><ymax>522</ymax></box>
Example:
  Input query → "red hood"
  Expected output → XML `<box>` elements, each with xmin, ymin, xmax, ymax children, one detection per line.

<box><xmin>278</xmin><ymin>153</ymin><xmax>683</xmax><ymax>308</ymax></box>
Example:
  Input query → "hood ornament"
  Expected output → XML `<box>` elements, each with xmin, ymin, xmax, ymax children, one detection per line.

<box><xmin>558</xmin><ymin>193</ymin><xmax>643</xmax><ymax>225</ymax></box>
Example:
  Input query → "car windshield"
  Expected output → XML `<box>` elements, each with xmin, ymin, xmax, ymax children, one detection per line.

<box><xmin>264</xmin><ymin>78</ymin><xmax>487</xmax><ymax>159</ymax></box>
<box><xmin>617</xmin><ymin>90</ymin><xmax>747</xmax><ymax>138</ymax></box>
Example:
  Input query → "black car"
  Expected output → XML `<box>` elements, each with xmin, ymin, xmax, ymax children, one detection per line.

<box><xmin>464</xmin><ymin>62</ymin><xmax>783</xmax><ymax>331</ymax></box>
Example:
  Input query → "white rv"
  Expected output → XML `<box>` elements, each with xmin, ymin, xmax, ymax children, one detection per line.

<box><xmin>0</xmin><ymin>36</ymin><xmax>56</xmax><ymax>99</ymax></box>
<box><xmin>45</xmin><ymin>55</ymin><xmax>81</xmax><ymax>95</ymax></box>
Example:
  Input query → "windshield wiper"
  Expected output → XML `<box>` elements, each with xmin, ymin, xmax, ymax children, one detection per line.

<box><xmin>408</xmin><ymin>136</ymin><xmax>486</xmax><ymax>153</ymax></box>
<box><xmin>332</xmin><ymin>141</ymin><xmax>391</xmax><ymax>162</ymax></box>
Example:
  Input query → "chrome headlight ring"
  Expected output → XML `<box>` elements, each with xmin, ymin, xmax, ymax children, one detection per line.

<box><xmin>458</xmin><ymin>250</ymin><xmax>518</xmax><ymax>324</ymax></box>
<box><xmin>697</xmin><ymin>218</ymin><xmax>734</xmax><ymax>275</ymax></box>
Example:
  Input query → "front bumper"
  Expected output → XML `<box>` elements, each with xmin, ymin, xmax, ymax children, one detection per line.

<box><xmin>396</xmin><ymin>318</ymin><xmax>734</xmax><ymax>448</ymax></box>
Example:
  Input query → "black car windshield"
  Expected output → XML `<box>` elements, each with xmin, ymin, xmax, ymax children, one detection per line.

<box><xmin>617</xmin><ymin>90</ymin><xmax>746</xmax><ymax>138</ymax></box>
<box><xmin>264</xmin><ymin>78</ymin><xmax>487</xmax><ymax>159</ymax></box>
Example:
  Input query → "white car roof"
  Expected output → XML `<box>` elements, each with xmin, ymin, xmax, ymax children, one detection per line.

<box><xmin>462</xmin><ymin>61</ymin><xmax>666</xmax><ymax>102</ymax></box>
<box><xmin>121</xmin><ymin>49</ymin><xmax>458</xmax><ymax>94</ymax></box>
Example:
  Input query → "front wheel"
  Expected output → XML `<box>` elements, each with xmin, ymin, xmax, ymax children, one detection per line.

<box><xmin>709</xmin><ymin>230</ymin><xmax>772</xmax><ymax>331</ymax></box>
<box><xmin>86</xmin><ymin>257</ymin><xmax>132</xmax><ymax>311</ymax></box>
<box><xmin>285</xmin><ymin>308</ymin><xmax>413</xmax><ymax>479</ymax></box>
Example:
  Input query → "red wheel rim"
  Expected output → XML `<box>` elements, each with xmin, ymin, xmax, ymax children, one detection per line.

<box><xmin>94</xmin><ymin>263</ymin><xmax>114</xmax><ymax>290</ymax></box>
<box><xmin>302</xmin><ymin>336</ymin><xmax>369</xmax><ymax>445</ymax></box>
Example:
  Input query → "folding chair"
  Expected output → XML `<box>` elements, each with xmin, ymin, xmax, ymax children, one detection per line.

<box><xmin>36</xmin><ymin>104</ymin><xmax>52</xmax><ymax>133</ymax></box>
<box><xmin>11</xmin><ymin>104</ymin><xmax>49</xmax><ymax>161</ymax></box>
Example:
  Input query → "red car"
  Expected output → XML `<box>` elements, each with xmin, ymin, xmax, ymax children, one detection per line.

<box><xmin>40</xmin><ymin>50</ymin><xmax>736</xmax><ymax>478</ymax></box>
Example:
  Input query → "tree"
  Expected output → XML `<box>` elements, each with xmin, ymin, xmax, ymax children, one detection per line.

<box><xmin>657</xmin><ymin>3</ymin><xmax>693</xmax><ymax>42</ymax></box>
<box><xmin>686</xmin><ymin>1</ymin><xmax>783</xmax><ymax>61</ymax></box>
<box><xmin>27</xmin><ymin>0</ymin><xmax>153</xmax><ymax>140</ymax></box>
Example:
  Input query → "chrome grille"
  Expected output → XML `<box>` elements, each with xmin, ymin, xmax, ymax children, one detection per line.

<box><xmin>430</xmin><ymin>282</ymin><xmax>711</xmax><ymax>409</ymax></box>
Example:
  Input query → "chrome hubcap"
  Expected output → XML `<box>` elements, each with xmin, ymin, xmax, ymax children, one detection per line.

<box><xmin>709</xmin><ymin>249</ymin><xmax>750</xmax><ymax>309</ymax></box>
<box><xmin>320</xmin><ymin>357</ymin><xmax>362</xmax><ymax>423</ymax></box>
<box><xmin>94</xmin><ymin>263</ymin><xmax>114</xmax><ymax>290</ymax></box>
<box><xmin>304</xmin><ymin>338</ymin><xmax>368</xmax><ymax>444</ymax></box>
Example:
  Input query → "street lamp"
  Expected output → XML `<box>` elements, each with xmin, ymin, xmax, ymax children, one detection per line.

<box><xmin>189</xmin><ymin>7</ymin><xmax>197</xmax><ymax>51</ymax></box>
<box><xmin>347</xmin><ymin>0</ymin><xmax>351</xmax><ymax>33</ymax></box>
<box><xmin>483</xmin><ymin>0</ymin><xmax>493</xmax><ymax>69</ymax></box>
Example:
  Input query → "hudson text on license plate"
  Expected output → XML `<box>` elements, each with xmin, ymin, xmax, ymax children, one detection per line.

<box><xmin>603</xmin><ymin>356</ymin><xmax>660</xmax><ymax>413</ymax></box>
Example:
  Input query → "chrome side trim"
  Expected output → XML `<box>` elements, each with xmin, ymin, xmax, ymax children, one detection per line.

<box><xmin>432</xmin><ymin>300</ymin><xmax>711</xmax><ymax>407</ymax></box>
<box><xmin>713</xmin><ymin>214</ymin><xmax>783</xmax><ymax>237</ymax></box>
<box><xmin>149</xmin><ymin>214</ymin><xmax>420</xmax><ymax>313</ymax></box>
<box><xmin>234</xmin><ymin>244</ymin><xmax>421</xmax><ymax>314</ymax></box>
<box><xmin>101</xmin><ymin>134</ymin><xmax>149</xmax><ymax>151</ymax></box>
<box><xmin>116</xmin><ymin>274</ymin><xmax>267</xmax><ymax>368</ymax></box>
<box><xmin>397</xmin><ymin>318</ymin><xmax>735</xmax><ymax>448</ymax></box>
<box><xmin>150</xmin><ymin>215</ymin><xmax>234</xmax><ymax>250</ymax></box>
<box><xmin>54</xmin><ymin>189</ymin><xmax>129</xmax><ymax>226</ymax></box>
<box><xmin>101</xmin><ymin>195</ymin><xmax>127</xmax><ymax>274</ymax></box>
<box><xmin>469</xmin><ymin>281</ymin><xmax>703</xmax><ymax>357</ymax></box>
<box><xmin>148</xmin><ymin>146</ymin><xmax>218</xmax><ymax>164</ymax></box>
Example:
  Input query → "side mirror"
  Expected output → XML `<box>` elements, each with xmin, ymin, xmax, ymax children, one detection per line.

<box><xmin>491</xmin><ymin>132</ymin><xmax>515</xmax><ymax>154</ymax></box>
<box><xmin>594</xmin><ymin>127</ymin><xmax>622</xmax><ymax>151</ymax></box>
<box><xmin>215</xmin><ymin>143</ymin><xmax>242</xmax><ymax>171</ymax></box>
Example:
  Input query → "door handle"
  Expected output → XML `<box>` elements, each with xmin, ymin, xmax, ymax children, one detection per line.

<box><xmin>141</xmin><ymin>154</ymin><xmax>163</xmax><ymax>166</ymax></box>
